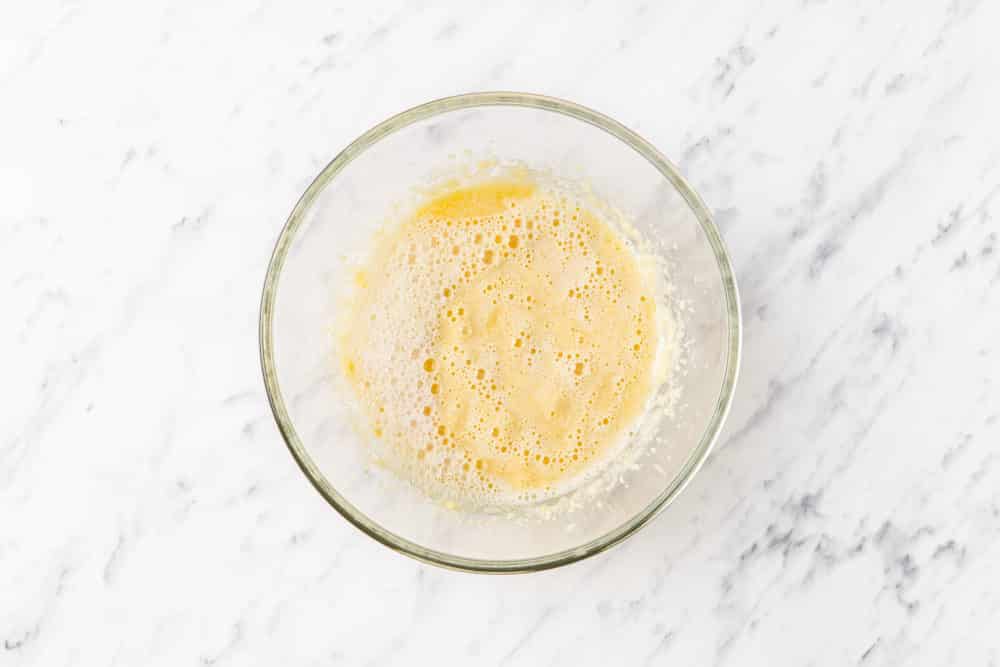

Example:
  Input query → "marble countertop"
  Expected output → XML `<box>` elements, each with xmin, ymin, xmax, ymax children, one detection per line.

<box><xmin>3</xmin><ymin>1</ymin><xmax>999</xmax><ymax>664</ymax></box>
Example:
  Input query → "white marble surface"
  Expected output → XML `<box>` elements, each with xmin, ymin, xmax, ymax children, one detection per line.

<box><xmin>3</xmin><ymin>0</ymin><xmax>999</xmax><ymax>664</ymax></box>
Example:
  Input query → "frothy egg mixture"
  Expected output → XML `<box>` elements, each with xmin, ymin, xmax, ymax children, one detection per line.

<box><xmin>338</xmin><ymin>174</ymin><xmax>666</xmax><ymax>506</ymax></box>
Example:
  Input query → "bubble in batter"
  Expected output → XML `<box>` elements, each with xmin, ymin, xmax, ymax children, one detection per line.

<box><xmin>337</xmin><ymin>174</ymin><xmax>661</xmax><ymax>505</ymax></box>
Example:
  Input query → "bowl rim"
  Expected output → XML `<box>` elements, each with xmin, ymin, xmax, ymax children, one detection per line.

<box><xmin>259</xmin><ymin>91</ymin><xmax>742</xmax><ymax>573</ymax></box>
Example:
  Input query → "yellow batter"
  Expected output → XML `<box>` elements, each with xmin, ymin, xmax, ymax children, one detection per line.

<box><xmin>338</xmin><ymin>174</ymin><xmax>659</xmax><ymax>503</ymax></box>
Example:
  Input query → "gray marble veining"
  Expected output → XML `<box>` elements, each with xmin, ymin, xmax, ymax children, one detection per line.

<box><xmin>1</xmin><ymin>0</ymin><xmax>998</xmax><ymax>664</ymax></box>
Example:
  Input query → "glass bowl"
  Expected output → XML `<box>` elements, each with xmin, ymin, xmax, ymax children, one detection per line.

<box><xmin>260</xmin><ymin>92</ymin><xmax>741</xmax><ymax>573</ymax></box>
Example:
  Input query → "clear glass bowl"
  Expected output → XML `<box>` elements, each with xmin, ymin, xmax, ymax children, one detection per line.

<box><xmin>260</xmin><ymin>92</ymin><xmax>741</xmax><ymax>572</ymax></box>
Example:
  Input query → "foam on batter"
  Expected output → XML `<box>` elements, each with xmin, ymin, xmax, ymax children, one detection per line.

<box><xmin>337</xmin><ymin>173</ymin><xmax>664</xmax><ymax>505</ymax></box>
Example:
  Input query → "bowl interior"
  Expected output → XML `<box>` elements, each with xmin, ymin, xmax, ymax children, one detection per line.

<box><xmin>262</xmin><ymin>94</ymin><xmax>739</xmax><ymax>571</ymax></box>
